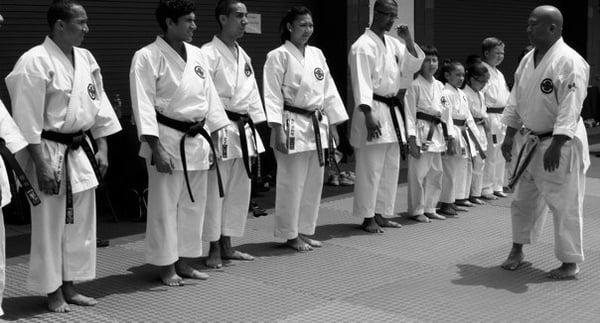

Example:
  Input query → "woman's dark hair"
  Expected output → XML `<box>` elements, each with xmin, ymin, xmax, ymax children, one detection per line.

<box><xmin>437</xmin><ymin>59</ymin><xmax>463</xmax><ymax>84</ymax></box>
<box><xmin>421</xmin><ymin>44</ymin><xmax>438</xmax><ymax>57</ymax></box>
<box><xmin>155</xmin><ymin>0</ymin><xmax>196</xmax><ymax>32</ymax></box>
<box><xmin>279</xmin><ymin>6</ymin><xmax>312</xmax><ymax>44</ymax></box>
<box><xmin>465</xmin><ymin>61</ymin><xmax>489</xmax><ymax>87</ymax></box>
<box><xmin>47</xmin><ymin>0</ymin><xmax>81</xmax><ymax>30</ymax></box>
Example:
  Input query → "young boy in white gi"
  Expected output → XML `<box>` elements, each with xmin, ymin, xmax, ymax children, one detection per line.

<box><xmin>5</xmin><ymin>0</ymin><xmax>121</xmax><ymax>312</ymax></box>
<box><xmin>481</xmin><ymin>37</ymin><xmax>510</xmax><ymax>200</ymax></box>
<box><xmin>348</xmin><ymin>0</ymin><xmax>424</xmax><ymax>233</ymax></box>
<box><xmin>463</xmin><ymin>62</ymin><xmax>490</xmax><ymax>205</ymax></box>
<box><xmin>405</xmin><ymin>45</ymin><xmax>448</xmax><ymax>223</ymax></box>
<box><xmin>500</xmin><ymin>6</ymin><xmax>589</xmax><ymax>279</ymax></box>
<box><xmin>130</xmin><ymin>0</ymin><xmax>229</xmax><ymax>286</ymax></box>
<box><xmin>263</xmin><ymin>6</ymin><xmax>348</xmax><ymax>251</ymax></box>
<box><xmin>201</xmin><ymin>0</ymin><xmax>266</xmax><ymax>268</ymax></box>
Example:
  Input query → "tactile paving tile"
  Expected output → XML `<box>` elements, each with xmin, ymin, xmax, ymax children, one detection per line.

<box><xmin>222</xmin><ymin>243</ymin><xmax>435</xmax><ymax>300</ymax></box>
<box><xmin>277</xmin><ymin>300</ymin><xmax>413</xmax><ymax>323</ymax></box>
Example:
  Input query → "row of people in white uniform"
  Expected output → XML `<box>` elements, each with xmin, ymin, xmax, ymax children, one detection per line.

<box><xmin>405</xmin><ymin>40</ymin><xmax>512</xmax><ymax>222</ymax></box>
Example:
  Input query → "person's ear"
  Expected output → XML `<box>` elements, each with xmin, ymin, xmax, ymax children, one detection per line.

<box><xmin>219</xmin><ymin>14</ymin><xmax>227</xmax><ymax>27</ymax></box>
<box><xmin>286</xmin><ymin>22</ymin><xmax>292</xmax><ymax>32</ymax></box>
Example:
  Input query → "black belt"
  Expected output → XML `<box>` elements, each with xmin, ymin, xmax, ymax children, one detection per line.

<box><xmin>373</xmin><ymin>94</ymin><xmax>407</xmax><ymax>159</ymax></box>
<box><xmin>283</xmin><ymin>104</ymin><xmax>325</xmax><ymax>167</ymax></box>
<box><xmin>225</xmin><ymin>111</ymin><xmax>257</xmax><ymax>179</ymax></box>
<box><xmin>0</xmin><ymin>138</ymin><xmax>41</xmax><ymax>207</ymax></box>
<box><xmin>41</xmin><ymin>130</ymin><xmax>100</xmax><ymax>224</ymax></box>
<box><xmin>416</xmin><ymin>111</ymin><xmax>448</xmax><ymax>142</ymax></box>
<box><xmin>487</xmin><ymin>107</ymin><xmax>504</xmax><ymax>114</ymax></box>
<box><xmin>156</xmin><ymin>112</ymin><xmax>224</xmax><ymax>201</ymax></box>
<box><xmin>452</xmin><ymin>119</ymin><xmax>487</xmax><ymax>161</ymax></box>
<box><xmin>473</xmin><ymin>117</ymin><xmax>486</xmax><ymax>126</ymax></box>
<box><xmin>507</xmin><ymin>132</ymin><xmax>553</xmax><ymax>189</ymax></box>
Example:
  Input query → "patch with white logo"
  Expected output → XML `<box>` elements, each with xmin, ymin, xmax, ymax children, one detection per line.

<box><xmin>244</xmin><ymin>62</ymin><xmax>252</xmax><ymax>77</ymax></box>
<box><xmin>195</xmin><ymin>65</ymin><xmax>205</xmax><ymax>79</ymax></box>
<box><xmin>440</xmin><ymin>96</ymin><xmax>449</xmax><ymax>108</ymax></box>
<box><xmin>314</xmin><ymin>67</ymin><xmax>324</xmax><ymax>81</ymax></box>
<box><xmin>87</xmin><ymin>84</ymin><xmax>97</xmax><ymax>100</ymax></box>
<box><xmin>540</xmin><ymin>78</ymin><xmax>553</xmax><ymax>94</ymax></box>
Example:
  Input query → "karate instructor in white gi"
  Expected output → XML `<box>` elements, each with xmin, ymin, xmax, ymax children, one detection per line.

<box><xmin>500</xmin><ymin>5</ymin><xmax>590</xmax><ymax>279</ymax></box>
<box><xmin>5</xmin><ymin>0</ymin><xmax>121</xmax><ymax>312</ymax></box>
<box><xmin>348</xmin><ymin>0</ymin><xmax>424</xmax><ymax>233</ymax></box>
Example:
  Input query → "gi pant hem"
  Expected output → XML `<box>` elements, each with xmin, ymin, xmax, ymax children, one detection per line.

<box><xmin>221</xmin><ymin>228</ymin><xmax>245</xmax><ymax>238</ymax></box>
<box><xmin>274</xmin><ymin>230</ymin><xmax>298</xmax><ymax>241</ymax></box>
<box><xmin>146</xmin><ymin>255</ymin><xmax>179</xmax><ymax>267</ymax></box>
<box><xmin>556</xmin><ymin>254</ymin><xmax>584</xmax><ymax>263</ymax></box>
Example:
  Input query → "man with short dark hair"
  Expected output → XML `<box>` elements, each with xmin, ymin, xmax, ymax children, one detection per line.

<box><xmin>348</xmin><ymin>0</ymin><xmax>424</xmax><ymax>233</ymax></box>
<box><xmin>200</xmin><ymin>0</ymin><xmax>266</xmax><ymax>268</ymax></box>
<box><xmin>5</xmin><ymin>0</ymin><xmax>121</xmax><ymax>312</ymax></box>
<box><xmin>130</xmin><ymin>0</ymin><xmax>229</xmax><ymax>286</ymax></box>
<box><xmin>500</xmin><ymin>5</ymin><xmax>590</xmax><ymax>279</ymax></box>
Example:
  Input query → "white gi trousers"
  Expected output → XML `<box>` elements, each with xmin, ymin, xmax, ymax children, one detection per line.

<box><xmin>28</xmin><ymin>187</ymin><xmax>96</xmax><ymax>294</ymax></box>
<box><xmin>353</xmin><ymin>143</ymin><xmax>400</xmax><ymax>218</ymax></box>
<box><xmin>274</xmin><ymin>150</ymin><xmax>323</xmax><ymax>240</ymax></box>
<box><xmin>440</xmin><ymin>154</ymin><xmax>468</xmax><ymax>203</ymax></box>
<box><xmin>145</xmin><ymin>163</ymin><xmax>207</xmax><ymax>266</ymax></box>
<box><xmin>483</xmin><ymin>132</ymin><xmax>506</xmax><ymax>194</ymax></box>
<box><xmin>470</xmin><ymin>156</ymin><xmax>485</xmax><ymax>197</ymax></box>
<box><xmin>511</xmin><ymin>140</ymin><xmax>585</xmax><ymax>263</ymax></box>
<box><xmin>407</xmin><ymin>152</ymin><xmax>443</xmax><ymax>215</ymax></box>
<box><xmin>203</xmin><ymin>158</ymin><xmax>251</xmax><ymax>242</ymax></box>
<box><xmin>0</xmin><ymin>212</ymin><xmax>5</xmax><ymax>315</ymax></box>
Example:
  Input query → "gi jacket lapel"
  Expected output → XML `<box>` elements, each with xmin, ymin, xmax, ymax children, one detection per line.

<box><xmin>284</xmin><ymin>41</ymin><xmax>323</xmax><ymax>110</ymax></box>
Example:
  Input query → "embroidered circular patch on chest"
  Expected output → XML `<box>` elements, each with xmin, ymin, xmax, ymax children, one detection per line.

<box><xmin>440</xmin><ymin>96</ymin><xmax>449</xmax><ymax>108</ymax></box>
<box><xmin>87</xmin><ymin>83</ymin><xmax>97</xmax><ymax>100</ymax></box>
<box><xmin>314</xmin><ymin>67</ymin><xmax>324</xmax><ymax>81</ymax></box>
<box><xmin>244</xmin><ymin>62</ymin><xmax>252</xmax><ymax>77</ymax></box>
<box><xmin>195</xmin><ymin>65</ymin><xmax>205</xmax><ymax>79</ymax></box>
<box><xmin>540</xmin><ymin>78</ymin><xmax>553</xmax><ymax>94</ymax></box>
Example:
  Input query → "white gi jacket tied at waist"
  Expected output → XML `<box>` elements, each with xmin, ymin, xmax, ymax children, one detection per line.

<box><xmin>502</xmin><ymin>37</ymin><xmax>590</xmax><ymax>178</ymax></box>
<box><xmin>6</xmin><ymin>36</ymin><xmax>121</xmax><ymax>197</ymax></box>
<box><xmin>263</xmin><ymin>41</ymin><xmax>348</xmax><ymax>155</ymax></box>
<box><xmin>200</xmin><ymin>36</ymin><xmax>267</xmax><ymax>176</ymax></box>
<box><xmin>482</xmin><ymin>61</ymin><xmax>510</xmax><ymax>146</ymax></box>
<box><xmin>348</xmin><ymin>28</ymin><xmax>425</xmax><ymax>148</ymax></box>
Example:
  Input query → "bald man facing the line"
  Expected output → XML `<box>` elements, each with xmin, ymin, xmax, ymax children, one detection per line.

<box><xmin>500</xmin><ymin>5</ymin><xmax>590</xmax><ymax>279</ymax></box>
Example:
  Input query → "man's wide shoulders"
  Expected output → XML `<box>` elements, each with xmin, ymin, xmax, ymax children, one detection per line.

<box><xmin>350</xmin><ymin>35</ymin><xmax>376</xmax><ymax>56</ymax></box>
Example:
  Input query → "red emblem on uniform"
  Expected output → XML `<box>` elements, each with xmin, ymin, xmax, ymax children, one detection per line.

<box><xmin>314</xmin><ymin>67</ymin><xmax>324</xmax><ymax>81</ymax></box>
<box><xmin>195</xmin><ymin>65</ymin><xmax>205</xmax><ymax>79</ymax></box>
<box><xmin>87</xmin><ymin>83</ymin><xmax>97</xmax><ymax>100</ymax></box>
<box><xmin>540</xmin><ymin>78</ymin><xmax>553</xmax><ymax>94</ymax></box>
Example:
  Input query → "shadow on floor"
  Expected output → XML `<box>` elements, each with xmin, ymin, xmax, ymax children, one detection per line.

<box><xmin>451</xmin><ymin>263</ymin><xmax>557</xmax><ymax>294</ymax></box>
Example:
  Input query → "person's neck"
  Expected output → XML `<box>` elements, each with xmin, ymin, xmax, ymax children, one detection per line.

<box><xmin>484</xmin><ymin>59</ymin><xmax>497</xmax><ymax>69</ymax></box>
<box><xmin>421</xmin><ymin>73</ymin><xmax>434</xmax><ymax>82</ymax></box>
<box><xmin>290</xmin><ymin>39</ymin><xmax>306</xmax><ymax>55</ymax></box>
<box><xmin>163</xmin><ymin>34</ymin><xmax>185</xmax><ymax>56</ymax></box>
<box><xmin>535</xmin><ymin>37</ymin><xmax>559</xmax><ymax>57</ymax></box>
<box><xmin>468</xmin><ymin>84</ymin><xmax>479</xmax><ymax>92</ymax></box>
<box><xmin>49</xmin><ymin>34</ymin><xmax>74</xmax><ymax>58</ymax></box>
<box><xmin>217</xmin><ymin>32</ymin><xmax>237</xmax><ymax>49</ymax></box>
<box><xmin>370</xmin><ymin>24</ymin><xmax>386</xmax><ymax>41</ymax></box>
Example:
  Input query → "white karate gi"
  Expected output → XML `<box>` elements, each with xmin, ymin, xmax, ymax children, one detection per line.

<box><xmin>130</xmin><ymin>36</ymin><xmax>229</xmax><ymax>265</ymax></box>
<box><xmin>348</xmin><ymin>29</ymin><xmax>424</xmax><ymax>218</ymax></box>
<box><xmin>502</xmin><ymin>38</ymin><xmax>589</xmax><ymax>263</ymax></box>
<box><xmin>482</xmin><ymin>61</ymin><xmax>510</xmax><ymax>195</ymax></box>
<box><xmin>5</xmin><ymin>36</ymin><xmax>121</xmax><ymax>294</ymax></box>
<box><xmin>464</xmin><ymin>85</ymin><xmax>489</xmax><ymax>197</ymax></box>
<box><xmin>263</xmin><ymin>41</ymin><xmax>348</xmax><ymax>240</ymax></box>
<box><xmin>439</xmin><ymin>84</ymin><xmax>482</xmax><ymax>203</ymax></box>
<box><xmin>404</xmin><ymin>75</ymin><xmax>448</xmax><ymax>215</ymax></box>
<box><xmin>200</xmin><ymin>36</ymin><xmax>266</xmax><ymax>242</ymax></box>
<box><xmin>0</xmin><ymin>100</ymin><xmax>29</xmax><ymax>315</ymax></box>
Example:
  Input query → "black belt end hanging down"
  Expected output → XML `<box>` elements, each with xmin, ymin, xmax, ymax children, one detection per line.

<box><xmin>372</xmin><ymin>94</ymin><xmax>408</xmax><ymax>159</ymax></box>
<box><xmin>283</xmin><ymin>104</ymin><xmax>325</xmax><ymax>167</ymax></box>
<box><xmin>0</xmin><ymin>138</ymin><xmax>41</xmax><ymax>206</ymax></box>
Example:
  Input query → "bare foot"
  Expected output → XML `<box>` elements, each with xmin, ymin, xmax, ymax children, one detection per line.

<box><xmin>300</xmin><ymin>235</ymin><xmax>322</xmax><ymax>248</ymax></box>
<box><xmin>452</xmin><ymin>204</ymin><xmax>468</xmax><ymax>212</ymax></box>
<box><xmin>469</xmin><ymin>196</ymin><xmax>486</xmax><ymax>205</ymax></box>
<box><xmin>494</xmin><ymin>191</ymin><xmax>508</xmax><ymax>198</ymax></box>
<box><xmin>411</xmin><ymin>214</ymin><xmax>431</xmax><ymax>223</ymax></box>
<box><xmin>222</xmin><ymin>250</ymin><xmax>255</xmax><ymax>261</ymax></box>
<box><xmin>48</xmin><ymin>287</ymin><xmax>71</xmax><ymax>313</ymax></box>
<box><xmin>501</xmin><ymin>249</ymin><xmax>525</xmax><ymax>271</ymax></box>
<box><xmin>374</xmin><ymin>214</ymin><xmax>401</xmax><ymax>228</ymax></box>
<box><xmin>160</xmin><ymin>264</ymin><xmax>184</xmax><ymax>286</ymax></box>
<box><xmin>481</xmin><ymin>193</ymin><xmax>498</xmax><ymax>200</ymax></box>
<box><xmin>62</xmin><ymin>282</ymin><xmax>98</xmax><ymax>307</ymax></box>
<box><xmin>176</xmin><ymin>260</ymin><xmax>209</xmax><ymax>280</ymax></box>
<box><xmin>424</xmin><ymin>212</ymin><xmax>446</xmax><ymax>220</ymax></box>
<box><xmin>547</xmin><ymin>263</ymin><xmax>580</xmax><ymax>279</ymax></box>
<box><xmin>438</xmin><ymin>203</ymin><xmax>457</xmax><ymax>216</ymax></box>
<box><xmin>285</xmin><ymin>237</ymin><xmax>312</xmax><ymax>252</ymax></box>
<box><xmin>361</xmin><ymin>218</ymin><xmax>384</xmax><ymax>233</ymax></box>
<box><xmin>206</xmin><ymin>241</ymin><xmax>223</xmax><ymax>268</ymax></box>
